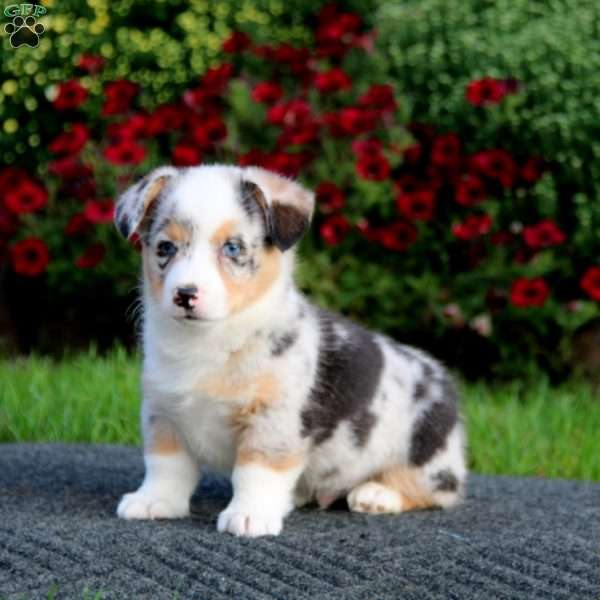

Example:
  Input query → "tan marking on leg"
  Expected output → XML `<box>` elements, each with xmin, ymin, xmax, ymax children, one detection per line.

<box><xmin>375</xmin><ymin>465</ymin><xmax>436</xmax><ymax>511</ymax></box>
<box><xmin>235</xmin><ymin>448</ymin><xmax>304</xmax><ymax>472</ymax></box>
<box><xmin>145</xmin><ymin>418</ymin><xmax>182</xmax><ymax>455</ymax></box>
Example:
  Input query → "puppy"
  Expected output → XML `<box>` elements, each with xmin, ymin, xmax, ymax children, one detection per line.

<box><xmin>114</xmin><ymin>165</ymin><xmax>466</xmax><ymax>537</ymax></box>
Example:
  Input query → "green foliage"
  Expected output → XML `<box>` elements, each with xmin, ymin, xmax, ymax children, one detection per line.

<box><xmin>376</xmin><ymin>0</ymin><xmax>600</xmax><ymax>252</ymax></box>
<box><xmin>2</xmin><ymin>349</ymin><xmax>598</xmax><ymax>481</ymax></box>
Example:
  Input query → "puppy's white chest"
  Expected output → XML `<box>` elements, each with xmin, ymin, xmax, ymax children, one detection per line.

<box><xmin>171</xmin><ymin>393</ymin><xmax>238</xmax><ymax>472</ymax></box>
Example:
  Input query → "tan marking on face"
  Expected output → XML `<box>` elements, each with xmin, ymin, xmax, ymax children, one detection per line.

<box><xmin>142</xmin><ymin>246</ymin><xmax>163</xmax><ymax>300</ymax></box>
<box><xmin>375</xmin><ymin>465</ymin><xmax>436</xmax><ymax>511</ymax></box>
<box><xmin>145</xmin><ymin>418</ymin><xmax>182</xmax><ymax>455</ymax></box>
<box><xmin>235</xmin><ymin>448</ymin><xmax>304</xmax><ymax>472</ymax></box>
<box><xmin>164</xmin><ymin>221</ymin><xmax>191</xmax><ymax>244</ymax></box>
<box><xmin>210</xmin><ymin>218</ymin><xmax>282</xmax><ymax>315</ymax></box>
<box><xmin>226</xmin><ymin>248</ymin><xmax>281</xmax><ymax>314</ymax></box>
<box><xmin>210</xmin><ymin>219</ymin><xmax>238</xmax><ymax>247</ymax></box>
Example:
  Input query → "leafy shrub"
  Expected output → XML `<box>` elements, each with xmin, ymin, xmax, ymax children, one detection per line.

<box><xmin>0</xmin><ymin>1</ymin><xmax>599</xmax><ymax>378</ymax></box>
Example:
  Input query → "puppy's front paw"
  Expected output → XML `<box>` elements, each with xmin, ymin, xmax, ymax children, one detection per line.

<box><xmin>217</xmin><ymin>506</ymin><xmax>283</xmax><ymax>537</ymax></box>
<box><xmin>117</xmin><ymin>490</ymin><xmax>190</xmax><ymax>520</ymax></box>
<box><xmin>347</xmin><ymin>481</ymin><xmax>402</xmax><ymax>514</ymax></box>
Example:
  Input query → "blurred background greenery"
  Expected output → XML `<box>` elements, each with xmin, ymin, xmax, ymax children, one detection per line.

<box><xmin>1</xmin><ymin>0</ymin><xmax>599</xmax><ymax>383</ymax></box>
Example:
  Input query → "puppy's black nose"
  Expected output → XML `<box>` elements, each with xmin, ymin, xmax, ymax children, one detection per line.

<box><xmin>174</xmin><ymin>286</ymin><xmax>199</xmax><ymax>309</ymax></box>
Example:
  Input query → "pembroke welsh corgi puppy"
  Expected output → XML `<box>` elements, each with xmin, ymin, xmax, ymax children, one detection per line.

<box><xmin>114</xmin><ymin>165</ymin><xmax>466</xmax><ymax>537</ymax></box>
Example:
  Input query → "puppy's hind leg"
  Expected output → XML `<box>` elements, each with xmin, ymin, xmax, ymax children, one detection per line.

<box><xmin>348</xmin><ymin>427</ymin><xmax>466</xmax><ymax>515</ymax></box>
<box><xmin>117</xmin><ymin>415</ymin><xmax>200</xmax><ymax>520</ymax></box>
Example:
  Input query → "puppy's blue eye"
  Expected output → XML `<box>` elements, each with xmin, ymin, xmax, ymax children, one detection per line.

<box><xmin>157</xmin><ymin>240</ymin><xmax>177</xmax><ymax>258</ymax></box>
<box><xmin>222</xmin><ymin>240</ymin><xmax>242</xmax><ymax>258</ymax></box>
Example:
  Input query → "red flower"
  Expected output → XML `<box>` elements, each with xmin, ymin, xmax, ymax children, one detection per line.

<box><xmin>65</xmin><ymin>213</ymin><xmax>90</xmax><ymax>236</ymax></box>
<box><xmin>315</xmin><ymin>8</ymin><xmax>362</xmax><ymax>57</ymax></box>
<box><xmin>491</xmin><ymin>231</ymin><xmax>513</xmax><ymax>247</ymax></box>
<box><xmin>103</xmin><ymin>141</ymin><xmax>146</xmax><ymax>165</ymax></box>
<box><xmin>358</xmin><ymin>84</ymin><xmax>396</xmax><ymax>114</ymax></box>
<box><xmin>200</xmin><ymin>64</ymin><xmax>234</xmax><ymax>93</ymax></box>
<box><xmin>326</xmin><ymin>107</ymin><xmax>377</xmax><ymax>136</ymax></box>
<box><xmin>53</xmin><ymin>80</ymin><xmax>88</xmax><ymax>111</ymax></box>
<box><xmin>396</xmin><ymin>189</ymin><xmax>436</xmax><ymax>222</ymax></box>
<box><xmin>0</xmin><ymin>167</ymin><xmax>28</xmax><ymax>191</ymax></box>
<box><xmin>580</xmin><ymin>266</ymin><xmax>600</xmax><ymax>302</ymax></box>
<box><xmin>431</xmin><ymin>133</ymin><xmax>462</xmax><ymax>169</ymax></box>
<box><xmin>314</xmin><ymin>68</ymin><xmax>352</xmax><ymax>94</ymax></box>
<box><xmin>356</xmin><ymin>153</ymin><xmax>390</xmax><ymax>181</ymax></box>
<box><xmin>455</xmin><ymin>174</ymin><xmax>487</xmax><ymax>206</ymax></box>
<box><xmin>0</xmin><ymin>205</ymin><xmax>17</xmax><ymax>237</ymax></box>
<box><xmin>84</xmin><ymin>199</ymin><xmax>115</xmax><ymax>224</ymax></box>
<box><xmin>264</xmin><ymin>152</ymin><xmax>307</xmax><ymax>178</ymax></box>
<box><xmin>277</xmin><ymin>121</ymin><xmax>320</xmax><ymax>147</ymax></box>
<box><xmin>238</xmin><ymin>149</ymin><xmax>269</xmax><ymax>168</ymax></box>
<box><xmin>49</xmin><ymin>123</ymin><xmax>90</xmax><ymax>155</ymax></box>
<box><xmin>191</xmin><ymin>116</ymin><xmax>227</xmax><ymax>149</ymax></box>
<box><xmin>316</xmin><ymin>182</ymin><xmax>345</xmax><ymax>213</ymax></box>
<box><xmin>523</xmin><ymin>219</ymin><xmax>566</xmax><ymax>249</ymax></box>
<box><xmin>320</xmin><ymin>214</ymin><xmax>351</xmax><ymax>246</ymax></box>
<box><xmin>172</xmin><ymin>144</ymin><xmax>202</xmax><ymax>166</ymax></box>
<box><xmin>465</xmin><ymin>77</ymin><xmax>508</xmax><ymax>106</ymax></box>
<box><xmin>267</xmin><ymin>100</ymin><xmax>312</xmax><ymax>128</ymax></box>
<box><xmin>48</xmin><ymin>157</ymin><xmax>93</xmax><ymax>180</ymax></box>
<box><xmin>510</xmin><ymin>277</ymin><xmax>550</xmax><ymax>308</ymax></box>
<box><xmin>251</xmin><ymin>82</ymin><xmax>284</xmax><ymax>105</ymax></box>
<box><xmin>521</xmin><ymin>157</ymin><xmax>545</xmax><ymax>184</ymax></box>
<box><xmin>222</xmin><ymin>31</ymin><xmax>251</xmax><ymax>53</ymax></box>
<box><xmin>77</xmin><ymin>54</ymin><xmax>105</xmax><ymax>73</ymax></box>
<box><xmin>102</xmin><ymin>80</ymin><xmax>139</xmax><ymax>116</ymax></box>
<box><xmin>470</xmin><ymin>149</ymin><xmax>517</xmax><ymax>188</ymax></box>
<box><xmin>351</xmin><ymin>138</ymin><xmax>382</xmax><ymax>158</ymax></box>
<box><xmin>379</xmin><ymin>221</ymin><xmax>418</xmax><ymax>251</ymax></box>
<box><xmin>107</xmin><ymin>114</ymin><xmax>148</xmax><ymax>142</ymax></box>
<box><xmin>10</xmin><ymin>237</ymin><xmax>50</xmax><ymax>277</ymax></box>
<box><xmin>75</xmin><ymin>243</ymin><xmax>106</xmax><ymax>269</ymax></box>
<box><xmin>4</xmin><ymin>180</ymin><xmax>48</xmax><ymax>215</ymax></box>
<box><xmin>147</xmin><ymin>104</ymin><xmax>186</xmax><ymax>135</ymax></box>
<box><xmin>403</xmin><ymin>144</ymin><xmax>422</xmax><ymax>165</ymax></box>
<box><xmin>452</xmin><ymin>214</ymin><xmax>493</xmax><ymax>240</ymax></box>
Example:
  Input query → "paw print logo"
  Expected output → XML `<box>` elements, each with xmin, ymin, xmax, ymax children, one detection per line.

<box><xmin>4</xmin><ymin>16</ymin><xmax>45</xmax><ymax>48</ymax></box>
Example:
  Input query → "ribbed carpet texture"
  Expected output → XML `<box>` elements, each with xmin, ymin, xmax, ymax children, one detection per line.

<box><xmin>0</xmin><ymin>444</ymin><xmax>599</xmax><ymax>599</ymax></box>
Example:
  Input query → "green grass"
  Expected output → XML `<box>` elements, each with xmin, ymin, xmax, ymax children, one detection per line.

<box><xmin>1</xmin><ymin>348</ymin><xmax>598</xmax><ymax>481</ymax></box>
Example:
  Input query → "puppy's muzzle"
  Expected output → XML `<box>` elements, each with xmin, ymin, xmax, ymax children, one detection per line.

<box><xmin>174</xmin><ymin>286</ymin><xmax>199</xmax><ymax>310</ymax></box>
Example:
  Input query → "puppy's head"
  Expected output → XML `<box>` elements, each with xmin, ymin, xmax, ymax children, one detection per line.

<box><xmin>115</xmin><ymin>165</ymin><xmax>314</xmax><ymax>322</ymax></box>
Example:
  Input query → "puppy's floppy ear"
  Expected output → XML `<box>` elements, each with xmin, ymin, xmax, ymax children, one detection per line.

<box><xmin>114</xmin><ymin>166</ymin><xmax>178</xmax><ymax>239</ymax></box>
<box><xmin>242</xmin><ymin>167</ymin><xmax>315</xmax><ymax>252</ymax></box>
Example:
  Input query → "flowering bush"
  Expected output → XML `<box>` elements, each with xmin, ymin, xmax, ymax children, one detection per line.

<box><xmin>0</xmin><ymin>1</ymin><xmax>598</xmax><ymax>377</ymax></box>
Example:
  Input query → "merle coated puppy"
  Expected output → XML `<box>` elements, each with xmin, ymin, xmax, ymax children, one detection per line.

<box><xmin>114</xmin><ymin>164</ymin><xmax>466</xmax><ymax>537</ymax></box>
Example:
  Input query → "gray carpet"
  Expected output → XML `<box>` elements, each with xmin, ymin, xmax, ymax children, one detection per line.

<box><xmin>0</xmin><ymin>444</ymin><xmax>599</xmax><ymax>600</ymax></box>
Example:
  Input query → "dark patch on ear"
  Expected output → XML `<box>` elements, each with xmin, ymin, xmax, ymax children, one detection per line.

<box><xmin>270</xmin><ymin>330</ymin><xmax>298</xmax><ymax>357</ymax></box>
<box><xmin>301</xmin><ymin>310</ymin><xmax>383</xmax><ymax>447</ymax></box>
<box><xmin>414</xmin><ymin>382</ymin><xmax>427</xmax><ymax>401</ymax></box>
<box><xmin>115</xmin><ymin>203</ymin><xmax>130</xmax><ymax>238</ymax></box>
<box><xmin>409</xmin><ymin>394</ymin><xmax>458</xmax><ymax>466</ymax></box>
<box><xmin>270</xmin><ymin>202</ymin><xmax>309</xmax><ymax>251</ymax></box>
<box><xmin>240</xmin><ymin>179</ymin><xmax>272</xmax><ymax>235</ymax></box>
<box><xmin>431</xmin><ymin>469</ymin><xmax>459</xmax><ymax>492</ymax></box>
